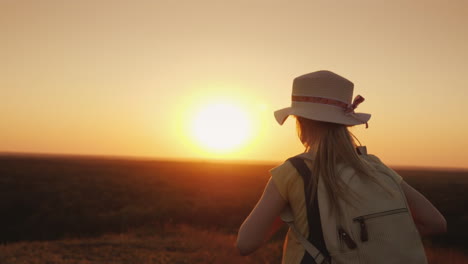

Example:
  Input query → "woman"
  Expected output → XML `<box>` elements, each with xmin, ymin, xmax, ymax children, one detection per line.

<box><xmin>236</xmin><ymin>70</ymin><xmax>446</xmax><ymax>263</ymax></box>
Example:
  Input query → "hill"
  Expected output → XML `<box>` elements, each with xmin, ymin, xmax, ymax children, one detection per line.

<box><xmin>0</xmin><ymin>154</ymin><xmax>467</xmax><ymax>263</ymax></box>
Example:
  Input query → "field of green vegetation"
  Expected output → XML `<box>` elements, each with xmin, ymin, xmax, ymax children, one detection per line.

<box><xmin>0</xmin><ymin>154</ymin><xmax>467</xmax><ymax>263</ymax></box>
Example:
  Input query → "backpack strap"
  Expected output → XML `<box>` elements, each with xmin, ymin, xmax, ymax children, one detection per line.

<box><xmin>282</xmin><ymin>219</ymin><xmax>330</xmax><ymax>264</ymax></box>
<box><xmin>287</xmin><ymin>157</ymin><xmax>331</xmax><ymax>264</ymax></box>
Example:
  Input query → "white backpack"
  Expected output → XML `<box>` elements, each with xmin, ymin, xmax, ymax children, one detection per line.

<box><xmin>281</xmin><ymin>147</ymin><xmax>428</xmax><ymax>264</ymax></box>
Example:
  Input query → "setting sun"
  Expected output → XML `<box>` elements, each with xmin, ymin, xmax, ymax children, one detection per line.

<box><xmin>191</xmin><ymin>103</ymin><xmax>251</xmax><ymax>153</ymax></box>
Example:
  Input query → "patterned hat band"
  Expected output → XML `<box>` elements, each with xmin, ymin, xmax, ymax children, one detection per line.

<box><xmin>292</xmin><ymin>95</ymin><xmax>366</xmax><ymax>114</ymax></box>
<box><xmin>291</xmin><ymin>95</ymin><xmax>368</xmax><ymax>128</ymax></box>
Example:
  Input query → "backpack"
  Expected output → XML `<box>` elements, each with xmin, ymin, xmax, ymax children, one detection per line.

<box><xmin>280</xmin><ymin>147</ymin><xmax>428</xmax><ymax>264</ymax></box>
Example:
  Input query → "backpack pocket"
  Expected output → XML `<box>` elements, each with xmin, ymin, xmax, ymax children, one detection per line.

<box><xmin>353</xmin><ymin>208</ymin><xmax>408</xmax><ymax>242</ymax></box>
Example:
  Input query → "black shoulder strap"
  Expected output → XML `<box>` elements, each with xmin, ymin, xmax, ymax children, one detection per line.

<box><xmin>287</xmin><ymin>157</ymin><xmax>330</xmax><ymax>263</ymax></box>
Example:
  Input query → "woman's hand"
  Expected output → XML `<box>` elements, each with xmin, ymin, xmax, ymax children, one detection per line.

<box><xmin>236</xmin><ymin>178</ymin><xmax>287</xmax><ymax>256</ymax></box>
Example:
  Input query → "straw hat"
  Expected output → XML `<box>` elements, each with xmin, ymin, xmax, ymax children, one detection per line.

<box><xmin>274</xmin><ymin>70</ymin><xmax>371</xmax><ymax>127</ymax></box>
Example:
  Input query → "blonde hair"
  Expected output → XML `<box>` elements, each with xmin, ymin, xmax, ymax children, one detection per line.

<box><xmin>296</xmin><ymin>116</ymin><xmax>378</xmax><ymax>216</ymax></box>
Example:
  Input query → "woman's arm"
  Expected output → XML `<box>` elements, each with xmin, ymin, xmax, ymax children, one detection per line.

<box><xmin>236</xmin><ymin>178</ymin><xmax>287</xmax><ymax>256</ymax></box>
<box><xmin>401</xmin><ymin>181</ymin><xmax>447</xmax><ymax>236</ymax></box>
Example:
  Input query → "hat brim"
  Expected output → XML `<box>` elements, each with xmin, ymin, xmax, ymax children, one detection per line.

<box><xmin>274</xmin><ymin>105</ymin><xmax>371</xmax><ymax>126</ymax></box>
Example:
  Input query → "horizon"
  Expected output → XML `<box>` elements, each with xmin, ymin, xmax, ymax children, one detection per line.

<box><xmin>2</xmin><ymin>150</ymin><xmax>467</xmax><ymax>172</ymax></box>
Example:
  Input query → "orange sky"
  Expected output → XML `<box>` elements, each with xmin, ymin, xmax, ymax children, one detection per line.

<box><xmin>1</xmin><ymin>0</ymin><xmax>467</xmax><ymax>169</ymax></box>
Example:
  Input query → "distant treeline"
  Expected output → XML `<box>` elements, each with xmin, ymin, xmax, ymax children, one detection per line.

<box><xmin>0</xmin><ymin>155</ymin><xmax>466</xmax><ymax>252</ymax></box>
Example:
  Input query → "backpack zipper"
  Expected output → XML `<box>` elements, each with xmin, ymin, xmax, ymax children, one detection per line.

<box><xmin>338</xmin><ymin>227</ymin><xmax>357</xmax><ymax>249</ymax></box>
<box><xmin>353</xmin><ymin>208</ymin><xmax>408</xmax><ymax>242</ymax></box>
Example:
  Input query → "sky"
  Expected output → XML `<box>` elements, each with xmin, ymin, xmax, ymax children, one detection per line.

<box><xmin>1</xmin><ymin>0</ymin><xmax>468</xmax><ymax>169</ymax></box>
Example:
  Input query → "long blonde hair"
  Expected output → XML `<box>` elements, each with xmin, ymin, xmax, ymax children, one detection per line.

<box><xmin>296</xmin><ymin>116</ymin><xmax>377</xmax><ymax>216</ymax></box>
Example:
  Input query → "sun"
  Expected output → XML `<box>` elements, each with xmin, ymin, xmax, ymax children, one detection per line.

<box><xmin>191</xmin><ymin>102</ymin><xmax>251</xmax><ymax>152</ymax></box>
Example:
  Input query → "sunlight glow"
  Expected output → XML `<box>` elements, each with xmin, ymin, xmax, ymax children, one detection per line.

<box><xmin>191</xmin><ymin>103</ymin><xmax>251</xmax><ymax>152</ymax></box>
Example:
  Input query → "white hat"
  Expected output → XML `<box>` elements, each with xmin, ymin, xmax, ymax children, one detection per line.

<box><xmin>274</xmin><ymin>70</ymin><xmax>371</xmax><ymax>127</ymax></box>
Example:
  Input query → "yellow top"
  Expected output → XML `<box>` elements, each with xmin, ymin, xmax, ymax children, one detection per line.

<box><xmin>270</xmin><ymin>154</ymin><xmax>403</xmax><ymax>264</ymax></box>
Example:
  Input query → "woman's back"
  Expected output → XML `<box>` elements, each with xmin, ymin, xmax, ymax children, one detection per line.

<box><xmin>272</xmin><ymin>151</ymin><xmax>428</xmax><ymax>264</ymax></box>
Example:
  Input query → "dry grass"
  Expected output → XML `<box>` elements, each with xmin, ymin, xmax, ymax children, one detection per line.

<box><xmin>425</xmin><ymin>247</ymin><xmax>468</xmax><ymax>264</ymax></box>
<box><xmin>1</xmin><ymin>225</ymin><xmax>467</xmax><ymax>264</ymax></box>
<box><xmin>0</xmin><ymin>224</ymin><xmax>283</xmax><ymax>264</ymax></box>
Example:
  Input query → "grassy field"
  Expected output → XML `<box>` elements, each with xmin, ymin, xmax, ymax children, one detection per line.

<box><xmin>0</xmin><ymin>154</ymin><xmax>467</xmax><ymax>263</ymax></box>
<box><xmin>1</xmin><ymin>225</ymin><xmax>466</xmax><ymax>264</ymax></box>
<box><xmin>0</xmin><ymin>224</ymin><xmax>283</xmax><ymax>264</ymax></box>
